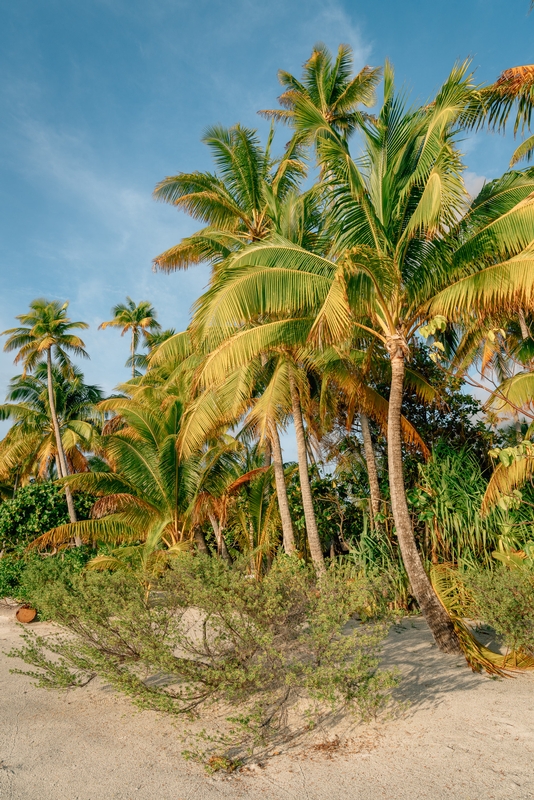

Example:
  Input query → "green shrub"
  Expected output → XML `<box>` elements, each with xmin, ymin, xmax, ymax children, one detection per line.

<box><xmin>9</xmin><ymin>555</ymin><xmax>398</xmax><ymax>757</ymax></box>
<box><xmin>0</xmin><ymin>483</ymin><xmax>94</xmax><ymax>552</ymax></box>
<box><xmin>465</xmin><ymin>566</ymin><xmax>534</xmax><ymax>654</ymax></box>
<box><xmin>0</xmin><ymin>547</ymin><xmax>93</xmax><ymax>606</ymax></box>
<box><xmin>0</xmin><ymin>550</ymin><xmax>27</xmax><ymax>599</ymax></box>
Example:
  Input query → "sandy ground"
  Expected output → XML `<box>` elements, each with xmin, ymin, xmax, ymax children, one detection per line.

<box><xmin>1</xmin><ymin>604</ymin><xmax>533</xmax><ymax>800</ymax></box>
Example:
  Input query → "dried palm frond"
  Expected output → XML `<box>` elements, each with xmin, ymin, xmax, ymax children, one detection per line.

<box><xmin>431</xmin><ymin>564</ymin><xmax>534</xmax><ymax>676</ymax></box>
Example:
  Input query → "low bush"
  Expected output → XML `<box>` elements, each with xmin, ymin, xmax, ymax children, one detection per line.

<box><xmin>0</xmin><ymin>483</ymin><xmax>94</xmax><ymax>553</ymax></box>
<box><xmin>0</xmin><ymin>550</ymin><xmax>27</xmax><ymax>600</ymax></box>
<box><xmin>465</xmin><ymin>566</ymin><xmax>534</xmax><ymax>654</ymax></box>
<box><xmin>9</xmin><ymin>555</ymin><xmax>398</xmax><ymax>758</ymax></box>
<box><xmin>0</xmin><ymin>547</ymin><xmax>93</xmax><ymax>607</ymax></box>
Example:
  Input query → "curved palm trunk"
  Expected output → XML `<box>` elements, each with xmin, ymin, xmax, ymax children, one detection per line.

<box><xmin>360</xmin><ymin>413</ymin><xmax>381</xmax><ymax>521</ymax></box>
<box><xmin>269</xmin><ymin>422</ymin><xmax>296</xmax><ymax>555</ymax></box>
<box><xmin>387</xmin><ymin>347</ymin><xmax>460</xmax><ymax>654</ymax></box>
<box><xmin>46</xmin><ymin>351</ymin><xmax>79</xmax><ymax>540</ymax></box>
<box><xmin>288</xmin><ymin>370</ymin><xmax>325</xmax><ymax>575</ymax></box>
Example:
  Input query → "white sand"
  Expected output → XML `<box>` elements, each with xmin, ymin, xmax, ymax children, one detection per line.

<box><xmin>1</xmin><ymin>604</ymin><xmax>533</xmax><ymax>800</ymax></box>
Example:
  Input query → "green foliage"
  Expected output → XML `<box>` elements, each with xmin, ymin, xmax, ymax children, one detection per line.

<box><xmin>0</xmin><ymin>546</ymin><xmax>93</xmax><ymax>605</ymax></box>
<box><xmin>9</xmin><ymin>555</ymin><xmax>397</xmax><ymax>757</ymax></box>
<box><xmin>465</xmin><ymin>566</ymin><xmax>534</xmax><ymax>654</ymax></box>
<box><xmin>286</xmin><ymin>469</ymin><xmax>363</xmax><ymax>553</ymax></box>
<box><xmin>0</xmin><ymin>551</ymin><xmax>26</xmax><ymax>599</ymax></box>
<box><xmin>409</xmin><ymin>445</ymin><xmax>532</xmax><ymax>564</ymax></box>
<box><xmin>0</xmin><ymin>483</ymin><xmax>94</xmax><ymax>552</ymax></box>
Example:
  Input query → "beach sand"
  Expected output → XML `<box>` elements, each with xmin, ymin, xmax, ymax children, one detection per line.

<box><xmin>1</xmin><ymin>603</ymin><xmax>533</xmax><ymax>800</ymax></box>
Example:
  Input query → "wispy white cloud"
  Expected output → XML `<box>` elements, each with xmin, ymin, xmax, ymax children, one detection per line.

<box><xmin>464</xmin><ymin>171</ymin><xmax>487</xmax><ymax>199</ymax></box>
<box><xmin>0</xmin><ymin>0</ymin><xmax>374</xmax><ymax>410</ymax></box>
<box><xmin>0</xmin><ymin>115</ymin><xmax>209</xmax><ymax>397</ymax></box>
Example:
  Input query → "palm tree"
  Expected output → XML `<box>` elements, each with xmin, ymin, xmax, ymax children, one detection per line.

<box><xmin>99</xmin><ymin>298</ymin><xmax>160</xmax><ymax>379</ymax></box>
<box><xmin>2</xmin><ymin>299</ymin><xmax>89</xmax><ymax>534</ymax></box>
<box><xmin>29</xmin><ymin>388</ymin><xmax>199</xmax><ymax>553</ymax></box>
<box><xmin>0</xmin><ymin>363</ymin><xmax>103</xmax><ymax>482</ymax></box>
<box><xmin>152</xmin><ymin>124</ymin><xmax>306</xmax><ymax>273</ymax></box>
<box><xmin>191</xmin><ymin>435</ymin><xmax>273</xmax><ymax>567</ymax></box>
<box><xmin>191</xmin><ymin>63</ymin><xmax>534</xmax><ymax>653</ymax></box>
<box><xmin>190</xmin><ymin>186</ymin><xmax>334</xmax><ymax>574</ymax></box>
<box><xmin>260</xmin><ymin>42</ymin><xmax>380</xmax><ymax>143</ymax></box>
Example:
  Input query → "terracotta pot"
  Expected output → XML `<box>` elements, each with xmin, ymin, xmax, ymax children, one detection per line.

<box><xmin>16</xmin><ymin>605</ymin><xmax>37</xmax><ymax>623</ymax></box>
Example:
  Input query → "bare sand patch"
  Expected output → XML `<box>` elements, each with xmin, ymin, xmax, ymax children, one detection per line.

<box><xmin>1</xmin><ymin>604</ymin><xmax>533</xmax><ymax>800</ymax></box>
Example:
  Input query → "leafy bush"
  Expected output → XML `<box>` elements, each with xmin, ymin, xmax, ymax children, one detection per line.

<box><xmin>0</xmin><ymin>550</ymin><xmax>27</xmax><ymax>599</ymax></box>
<box><xmin>0</xmin><ymin>547</ymin><xmax>93</xmax><ymax>605</ymax></box>
<box><xmin>465</xmin><ymin>566</ymin><xmax>534</xmax><ymax>654</ymax></box>
<box><xmin>0</xmin><ymin>483</ymin><xmax>94</xmax><ymax>552</ymax></box>
<box><xmin>287</xmin><ymin>470</ymin><xmax>364</xmax><ymax>553</ymax></box>
<box><xmin>10</xmin><ymin>555</ymin><xmax>398</xmax><ymax>757</ymax></box>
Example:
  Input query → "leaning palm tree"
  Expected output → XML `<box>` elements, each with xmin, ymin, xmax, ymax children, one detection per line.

<box><xmin>0</xmin><ymin>364</ymin><xmax>103</xmax><ymax>482</ymax></box>
<box><xmin>99</xmin><ymin>298</ymin><xmax>160</xmax><ymax>379</ymax></box>
<box><xmin>190</xmin><ymin>63</ymin><xmax>534</xmax><ymax>653</ymax></box>
<box><xmin>2</xmin><ymin>299</ymin><xmax>89</xmax><ymax>533</ymax></box>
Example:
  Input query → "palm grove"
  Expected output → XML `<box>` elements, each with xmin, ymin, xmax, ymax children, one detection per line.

<box><xmin>2</xmin><ymin>46</ymin><xmax>534</xmax><ymax>740</ymax></box>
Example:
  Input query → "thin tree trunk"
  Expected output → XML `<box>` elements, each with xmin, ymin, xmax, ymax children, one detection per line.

<box><xmin>387</xmin><ymin>344</ymin><xmax>460</xmax><ymax>655</ymax></box>
<box><xmin>264</xmin><ymin>438</ymin><xmax>272</xmax><ymax>466</ymax></box>
<box><xmin>193</xmin><ymin>527</ymin><xmax>209</xmax><ymax>554</ymax></box>
<box><xmin>288</xmin><ymin>369</ymin><xmax>325</xmax><ymax>575</ymax></box>
<box><xmin>269</xmin><ymin>422</ymin><xmax>296</xmax><ymax>555</ymax></box>
<box><xmin>46</xmin><ymin>351</ymin><xmax>79</xmax><ymax>541</ymax></box>
<box><xmin>360</xmin><ymin>413</ymin><xmax>381</xmax><ymax>520</ymax></box>
<box><xmin>131</xmin><ymin>329</ymin><xmax>136</xmax><ymax>380</ymax></box>
<box><xmin>208</xmin><ymin>512</ymin><xmax>232</xmax><ymax>563</ymax></box>
<box><xmin>518</xmin><ymin>309</ymin><xmax>529</xmax><ymax>340</ymax></box>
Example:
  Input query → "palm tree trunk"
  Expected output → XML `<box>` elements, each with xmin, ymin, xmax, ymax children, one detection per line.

<box><xmin>46</xmin><ymin>351</ymin><xmax>79</xmax><ymax>538</ymax></box>
<box><xmin>193</xmin><ymin>527</ymin><xmax>209</xmax><ymax>554</ymax></box>
<box><xmin>288</xmin><ymin>369</ymin><xmax>325</xmax><ymax>575</ymax></box>
<box><xmin>131</xmin><ymin>328</ymin><xmax>136</xmax><ymax>380</ymax></box>
<box><xmin>269</xmin><ymin>422</ymin><xmax>296</xmax><ymax>555</ymax></box>
<box><xmin>518</xmin><ymin>309</ymin><xmax>529</xmax><ymax>340</ymax></box>
<box><xmin>387</xmin><ymin>346</ymin><xmax>460</xmax><ymax>655</ymax></box>
<box><xmin>208</xmin><ymin>512</ymin><xmax>232</xmax><ymax>563</ymax></box>
<box><xmin>360</xmin><ymin>413</ymin><xmax>381</xmax><ymax>520</ymax></box>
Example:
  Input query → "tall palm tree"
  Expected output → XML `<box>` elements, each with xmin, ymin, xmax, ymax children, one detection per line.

<box><xmin>2</xmin><ymin>299</ymin><xmax>89</xmax><ymax>534</ymax></box>
<box><xmin>0</xmin><ymin>364</ymin><xmax>103</xmax><ymax>482</ymax></box>
<box><xmin>152</xmin><ymin>124</ymin><xmax>306</xmax><ymax>273</ymax></box>
<box><xmin>99</xmin><ymin>298</ymin><xmax>160</xmax><ymax>379</ymax></box>
<box><xmin>191</xmin><ymin>63</ymin><xmax>534</xmax><ymax>653</ymax></box>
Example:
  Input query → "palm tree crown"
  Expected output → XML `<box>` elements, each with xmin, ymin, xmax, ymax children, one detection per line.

<box><xmin>260</xmin><ymin>42</ymin><xmax>381</xmax><ymax>142</ymax></box>
<box><xmin>99</xmin><ymin>297</ymin><xmax>160</xmax><ymax>379</ymax></box>
<box><xmin>2</xmin><ymin>298</ymin><xmax>88</xmax><ymax>374</ymax></box>
<box><xmin>152</xmin><ymin>123</ymin><xmax>306</xmax><ymax>273</ymax></box>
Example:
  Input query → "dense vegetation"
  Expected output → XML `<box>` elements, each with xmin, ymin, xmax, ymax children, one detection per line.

<box><xmin>1</xmin><ymin>44</ymin><xmax>534</xmax><ymax>763</ymax></box>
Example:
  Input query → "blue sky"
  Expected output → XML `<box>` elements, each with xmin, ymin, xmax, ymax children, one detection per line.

<box><xmin>0</xmin><ymin>0</ymin><xmax>532</xmax><ymax>427</ymax></box>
